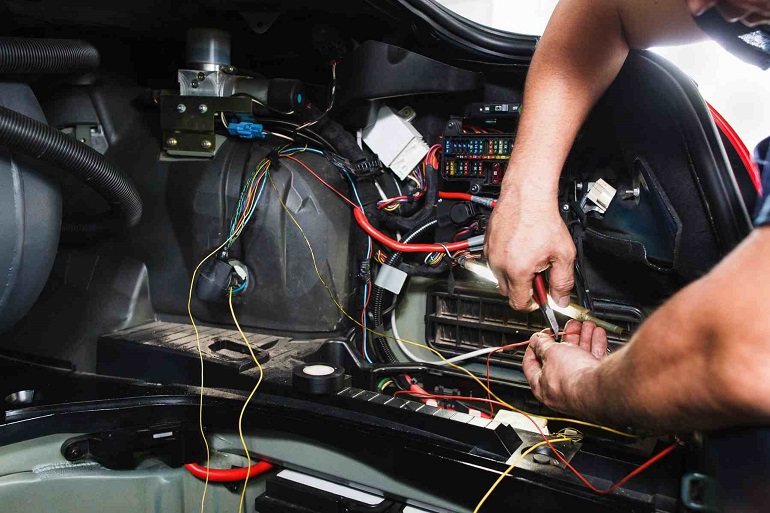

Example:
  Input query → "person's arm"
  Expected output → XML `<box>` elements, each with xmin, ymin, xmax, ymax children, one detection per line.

<box><xmin>525</xmin><ymin>228</ymin><xmax>770</xmax><ymax>433</ymax></box>
<box><xmin>485</xmin><ymin>0</ymin><xmax>706</xmax><ymax>310</ymax></box>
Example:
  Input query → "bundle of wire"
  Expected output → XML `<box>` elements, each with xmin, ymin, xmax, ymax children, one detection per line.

<box><xmin>260</xmin><ymin>151</ymin><xmax>680</xmax><ymax>510</ymax></box>
<box><xmin>376</xmin><ymin>144</ymin><xmax>440</xmax><ymax>211</ymax></box>
<box><xmin>188</xmin><ymin>139</ymin><xmax>676</xmax><ymax>513</ymax></box>
<box><xmin>226</xmin><ymin>158</ymin><xmax>271</xmax><ymax>251</ymax></box>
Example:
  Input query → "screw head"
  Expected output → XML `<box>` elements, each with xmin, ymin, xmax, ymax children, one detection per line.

<box><xmin>191</xmin><ymin>80</ymin><xmax>199</xmax><ymax>89</ymax></box>
<box><xmin>65</xmin><ymin>445</ymin><xmax>82</xmax><ymax>460</ymax></box>
<box><xmin>200</xmin><ymin>139</ymin><xmax>213</xmax><ymax>150</ymax></box>
<box><xmin>176</xmin><ymin>104</ymin><xmax>186</xmax><ymax>113</ymax></box>
<box><xmin>197</xmin><ymin>72</ymin><xmax>206</xmax><ymax>81</ymax></box>
<box><xmin>198</xmin><ymin>104</ymin><xmax>208</xmax><ymax>114</ymax></box>
<box><xmin>166</xmin><ymin>137</ymin><xmax>178</xmax><ymax>147</ymax></box>
<box><xmin>561</xmin><ymin>204</ymin><xmax>570</xmax><ymax>212</ymax></box>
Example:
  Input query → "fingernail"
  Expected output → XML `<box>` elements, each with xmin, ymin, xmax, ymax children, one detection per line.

<box><xmin>558</xmin><ymin>296</ymin><xmax>570</xmax><ymax>308</ymax></box>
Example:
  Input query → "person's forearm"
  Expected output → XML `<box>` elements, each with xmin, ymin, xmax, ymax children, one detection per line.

<box><xmin>502</xmin><ymin>0</ymin><xmax>706</xmax><ymax>203</ymax></box>
<box><xmin>571</xmin><ymin>229</ymin><xmax>770</xmax><ymax>433</ymax></box>
<box><xmin>502</xmin><ymin>0</ymin><xmax>629</xmax><ymax>201</ymax></box>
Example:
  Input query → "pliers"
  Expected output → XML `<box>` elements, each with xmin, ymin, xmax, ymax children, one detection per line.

<box><xmin>533</xmin><ymin>273</ymin><xmax>560</xmax><ymax>341</ymax></box>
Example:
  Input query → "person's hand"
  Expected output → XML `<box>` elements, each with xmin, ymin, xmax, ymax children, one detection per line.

<box><xmin>484</xmin><ymin>185</ymin><xmax>576</xmax><ymax>311</ymax></box>
<box><xmin>523</xmin><ymin>320</ymin><xmax>608</xmax><ymax>415</ymax></box>
<box><xmin>687</xmin><ymin>0</ymin><xmax>770</xmax><ymax>26</ymax></box>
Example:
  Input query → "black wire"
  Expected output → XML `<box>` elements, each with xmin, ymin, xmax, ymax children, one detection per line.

<box><xmin>254</xmin><ymin>117</ymin><xmax>335</xmax><ymax>150</ymax></box>
<box><xmin>231</xmin><ymin>92</ymin><xmax>296</xmax><ymax>116</ymax></box>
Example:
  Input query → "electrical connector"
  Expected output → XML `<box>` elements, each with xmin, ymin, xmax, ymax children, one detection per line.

<box><xmin>585</xmin><ymin>178</ymin><xmax>616</xmax><ymax>214</ymax></box>
<box><xmin>227</xmin><ymin>121</ymin><xmax>265</xmax><ymax>140</ymax></box>
<box><xmin>362</xmin><ymin>106</ymin><xmax>429</xmax><ymax>180</ymax></box>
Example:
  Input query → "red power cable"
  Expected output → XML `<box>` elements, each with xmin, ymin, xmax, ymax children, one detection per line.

<box><xmin>184</xmin><ymin>461</ymin><xmax>274</xmax><ymax>482</ymax></box>
<box><xmin>707</xmin><ymin>102</ymin><xmax>762</xmax><ymax>195</ymax></box>
<box><xmin>438</xmin><ymin>191</ymin><xmax>498</xmax><ymax>208</ymax></box>
<box><xmin>353</xmin><ymin>208</ymin><xmax>471</xmax><ymax>253</ymax></box>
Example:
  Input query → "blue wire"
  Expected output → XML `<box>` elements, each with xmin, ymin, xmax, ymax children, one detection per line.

<box><xmin>231</xmin><ymin>277</ymin><xmax>248</xmax><ymax>295</ymax></box>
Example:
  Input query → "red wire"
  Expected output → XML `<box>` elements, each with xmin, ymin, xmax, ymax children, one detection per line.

<box><xmin>438</xmin><ymin>191</ymin><xmax>498</xmax><ymax>208</ymax></box>
<box><xmin>282</xmin><ymin>155</ymin><xmax>359</xmax><ymax>208</ymax></box>
<box><xmin>353</xmin><ymin>208</ymin><xmax>470</xmax><ymax>253</ymax></box>
<box><xmin>395</xmin><ymin>390</ymin><xmax>677</xmax><ymax>494</ymax></box>
<box><xmin>438</xmin><ymin>192</ymin><xmax>474</xmax><ymax>201</ymax></box>
<box><xmin>184</xmin><ymin>461</ymin><xmax>274</xmax><ymax>482</ymax></box>
<box><xmin>707</xmin><ymin>102</ymin><xmax>762</xmax><ymax>195</ymax></box>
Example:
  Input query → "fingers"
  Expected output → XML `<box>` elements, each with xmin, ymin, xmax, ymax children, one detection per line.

<box><xmin>687</xmin><ymin>0</ymin><xmax>717</xmax><ymax>15</ymax></box>
<box><xmin>548</xmin><ymin>251</ymin><xmax>575</xmax><ymax>308</ymax></box>
<box><xmin>522</xmin><ymin>345</ymin><xmax>543</xmax><ymax>397</ymax></box>
<box><xmin>561</xmin><ymin>319</ymin><xmax>583</xmax><ymax>345</ymax></box>
<box><xmin>579</xmin><ymin>321</ymin><xmax>595</xmax><ymax>352</ymax></box>
<box><xmin>507</xmin><ymin>269</ymin><xmax>536</xmax><ymax>311</ymax></box>
<box><xmin>591</xmin><ymin>324</ymin><xmax>608</xmax><ymax>359</ymax></box>
<box><xmin>530</xmin><ymin>332</ymin><xmax>556</xmax><ymax>362</ymax></box>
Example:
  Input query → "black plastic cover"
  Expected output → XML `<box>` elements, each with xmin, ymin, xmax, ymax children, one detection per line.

<box><xmin>336</xmin><ymin>40</ymin><xmax>482</xmax><ymax>104</ymax></box>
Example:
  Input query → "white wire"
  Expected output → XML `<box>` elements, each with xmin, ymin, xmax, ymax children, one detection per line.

<box><xmin>374</xmin><ymin>180</ymin><xmax>389</xmax><ymax>201</ymax></box>
<box><xmin>264</xmin><ymin>130</ymin><xmax>294</xmax><ymax>142</ymax></box>
<box><xmin>390</xmin><ymin>308</ymin><xmax>500</xmax><ymax>366</ymax></box>
<box><xmin>356</xmin><ymin>129</ymin><xmax>363</xmax><ymax>150</ymax></box>
<box><xmin>406</xmin><ymin>174</ymin><xmax>421</xmax><ymax>188</ymax></box>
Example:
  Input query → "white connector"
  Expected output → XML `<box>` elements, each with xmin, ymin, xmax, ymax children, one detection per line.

<box><xmin>585</xmin><ymin>178</ymin><xmax>617</xmax><ymax>214</ymax></box>
<box><xmin>362</xmin><ymin>106</ymin><xmax>429</xmax><ymax>180</ymax></box>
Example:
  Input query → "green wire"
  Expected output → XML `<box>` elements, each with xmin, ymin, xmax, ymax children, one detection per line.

<box><xmin>377</xmin><ymin>378</ymin><xmax>394</xmax><ymax>391</ymax></box>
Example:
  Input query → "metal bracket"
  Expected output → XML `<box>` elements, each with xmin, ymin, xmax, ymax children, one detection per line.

<box><xmin>160</xmin><ymin>94</ymin><xmax>251</xmax><ymax>158</ymax></box>
<box><xmin>61</xmin><ymin>422</ymin><xmax>206</xmax><ymax>470</ymax></box>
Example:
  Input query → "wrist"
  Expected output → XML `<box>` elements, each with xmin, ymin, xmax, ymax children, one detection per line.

<box><xmin>499</xmin><ymin>164</ymin><xmax>560</xmax><ymax>207</ymax></box>
<box><xmin>565</xmin><ymin>364</ymin><xmax>603</xmax><ymax>419</ymax></box>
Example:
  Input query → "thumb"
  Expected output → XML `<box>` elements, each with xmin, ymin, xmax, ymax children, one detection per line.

<box><xmin>548</xmin><ymin>254</ymin><xmax>574</xmax><ymax>308</ymax></box>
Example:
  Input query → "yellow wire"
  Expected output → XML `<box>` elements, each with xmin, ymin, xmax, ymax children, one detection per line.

<box><xmin>187</xmin><ymin>240</ymin><xmax>231</xmax><ymax>513</ymax></box>
<box><xmin>268</xmin><ymin>172</ymin><xmax>636</xmax><ymax>439</ymax></box>
<box><xmin>186</xmin><ymin>164</ymin><xmax>270</xmax><ymax>513</ymax></box>
<box><xmin>473</xmin><ymin>437</ymin><xmax>574</xmax><ymax>513</ymax></box>
<box><xmin>229</xmin><ymin>289</ymin><xmax>264</xmax><ymax>513</ymax></box>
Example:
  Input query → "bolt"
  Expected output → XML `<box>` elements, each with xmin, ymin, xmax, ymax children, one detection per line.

<box><xmin>198</xmin><ymin>104</ymin><xmax>208</xmax><ymax>114</ymax></box>
<box><xmin>576</xmin><ymin>183</ymin><xmax>583</xmax><ymax>191</ymax></box>
<box><xmin>191</xmin><ymin>80</ymin><xmax>199</xmax><ymax>89</ymax></box>
<box><xmin>200</xmin><ymin>139</ymin><xmax>213</xmax><ymax>150</ymax></box>
<box><xmin>469</xmin><ymin>183</ymin><xmax>481</xmax><ymax>194</ymax></box>
<box><xmin>620</xmin><ymin>187</ymin><xmax>641</xmax><ymax>200</ymax></box>
<box><xmin>532</xmin><ymin>453</ymin><xmax>551</xmax><ymax>465</ymax></box>
<box><xmin>197</xmin><ymin>72</ymin><xmax>206</xmax><ymax>81</ymax></box>
<box><xmin>176</xmin><ymin>104</ymin><xmax>186</xmax><ymax>113</ymax></box>
<box><xmin>561</xmin><ymin>204</ymin><xmax>570</xmax><ymax>212</ymax></box>
<box><xmin>65</xmin><ymin>445</ymin><xmax>82</xmax><ymax>460</ymax></box>
<box><xmin>221</xmin><ymin>65</ymin><xmax>235</xmax><ymax>73</ymax></box>
<box><xmin>166</xmin><ymin>137</ymin><xmax>178</xmax><ymax>147</ymax></box>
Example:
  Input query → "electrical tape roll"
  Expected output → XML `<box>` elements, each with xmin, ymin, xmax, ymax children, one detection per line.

<box><xmin>292</xmin><ymin>364</ymin><xmax>346</xmax><ymax>395</ymax></box>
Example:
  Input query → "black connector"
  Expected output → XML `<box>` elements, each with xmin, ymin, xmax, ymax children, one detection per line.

<box><xmin>196</xmin><ymin>258</ymin><xmax>234</xmax><ymax>302</ymax></box>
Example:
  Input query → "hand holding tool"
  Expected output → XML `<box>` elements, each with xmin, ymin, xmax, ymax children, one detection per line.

<box><xmin>533</xmin><ymin>273</ymin><xmax>560</xmax><ymax>341</ymax></box>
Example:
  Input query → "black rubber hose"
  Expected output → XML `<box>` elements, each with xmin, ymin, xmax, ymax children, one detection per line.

<box><xmin>0</xmin><ymin>105</ymin><xmax>143</xmax><ymax>229</ymax></box>
<box><xmin>0</xmin><ymin>37</ymin><xmax>100</xmax><ymax>74</ymax></box>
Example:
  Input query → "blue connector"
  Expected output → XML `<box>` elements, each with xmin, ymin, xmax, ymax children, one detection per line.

<box><xmin>227</xmin><ymin>121</ymin><xmax>266</xmax><ymax>140</ymax></box>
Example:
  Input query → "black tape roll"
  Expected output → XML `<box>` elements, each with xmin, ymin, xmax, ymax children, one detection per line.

<box><xmin>292</xmin><ymin>364</ymin><xmax>347</xmax><ymax>395</ymax></box>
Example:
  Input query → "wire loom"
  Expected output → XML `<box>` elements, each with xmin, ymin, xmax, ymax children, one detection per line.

<box><xmin>186</xmin><ymin>142</ymin><xmax>677</xmax><ymax>513</ymax></box>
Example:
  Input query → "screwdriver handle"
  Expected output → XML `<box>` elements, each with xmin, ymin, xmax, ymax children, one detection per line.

<box><xmin>533</xmin><ymin>273</ymin><xmax>548</xmax><ymax>307</ymax></box>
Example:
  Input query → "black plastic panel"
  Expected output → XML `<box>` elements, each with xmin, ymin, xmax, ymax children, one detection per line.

<box><xmin>337</xmin><ymin>40</ymin><xmax>483</xmax><ymax>104</ymax></box>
